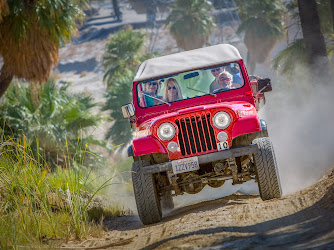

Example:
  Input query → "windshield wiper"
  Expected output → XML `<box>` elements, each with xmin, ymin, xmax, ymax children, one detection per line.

<box><xmin>187</xmin><ymin>87</ymin><xmax>216</xmax><ymax>97</ymax></box>
<box><xmin>143</xmin><ymin>93</ymin><xmax>171</xmax><ymax>106</ymax></box>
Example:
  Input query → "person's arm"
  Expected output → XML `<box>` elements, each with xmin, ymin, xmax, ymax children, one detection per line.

<box><xmin>138</xmin><ymin>84</ymin><xmax>147</xmax><ymax>107</ymax></box>
<box><xmin>138</xmin><ymin>91</ymin><xmax>147</xmax><ymax>107</ymax></box>
<box><xmin>209</xmin><ymin>80</ymin><xmax>215</xmax><ymax>93</ymax></box>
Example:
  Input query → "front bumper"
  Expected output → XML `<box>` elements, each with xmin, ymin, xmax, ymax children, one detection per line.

<box><xmin>141</xmin><ymin>144</ymin><xmax>259</xmax><ymax>175</ymax></box>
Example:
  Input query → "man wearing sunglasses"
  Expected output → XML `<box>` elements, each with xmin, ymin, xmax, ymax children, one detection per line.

<box><xmin>209</xmin><ymin>67</ymin><xmax>223</xmax><ymax>93</ymax></box>
<box><xmin>212</xmin><ymin>71</ymin><xmax>237</xmax><ymax>93</ymax></box>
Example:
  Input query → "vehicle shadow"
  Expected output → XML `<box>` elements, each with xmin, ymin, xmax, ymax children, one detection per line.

<box><xmin>103</xmin><ymin>193</ymin><xmax>259</xmax><ymax>232</ymax></box>
<box><xmin>163</xmin><ymin>193</ymin><xmax>259</xmax><ymax>222</ymax></box>
<box><xmin>142</xmin><ymin>179</ymin><xmax>334</xmax><ymax>249</ymax></box>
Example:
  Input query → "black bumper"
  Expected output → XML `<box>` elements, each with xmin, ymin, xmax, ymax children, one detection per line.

<box><xmin>141</xmin><ymin>144</ymin><xmax>259</xmax><ymax>175</ymax></box>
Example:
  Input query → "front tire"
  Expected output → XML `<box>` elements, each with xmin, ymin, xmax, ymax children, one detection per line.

<box><xmin>132</xmin><ymin>160</ymin><xmax>162</xmax><ymax>225</ymax></box>
<box><xmin>253</xmin><ymin>137</ymin><xmax>282</xmax><ymax>200</ymax></box>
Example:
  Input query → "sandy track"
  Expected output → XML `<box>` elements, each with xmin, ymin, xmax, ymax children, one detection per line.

<box><xmin>64</xmin><ymin>169</ymin><xmax>334</xmax><ymax>249</ymax></box>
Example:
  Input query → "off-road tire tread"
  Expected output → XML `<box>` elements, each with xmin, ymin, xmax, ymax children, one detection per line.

<box><xmin>253</xmin><ymin>137</ymin><xmax>282</xmax><ymax>200</ymax></box>
<box><xmin>132</xmin><ymin>160</ymin><xmax>162</xmax><ymax>225</ymax></box>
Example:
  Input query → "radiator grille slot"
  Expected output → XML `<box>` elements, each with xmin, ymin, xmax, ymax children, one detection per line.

<box><xmin>175</xmin><ymin>113</ymin><xmax>217</xmax><ymax>156</ymax></box>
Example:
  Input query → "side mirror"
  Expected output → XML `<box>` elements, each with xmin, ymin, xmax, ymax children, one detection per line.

<box><xmin>121</xmin><ymin>103</ymin><xmax>135</xmax><ymax>119</ymax></box>
<box><xmin>257</xmin><ymin>78</ymin><xmax>272</xmax><ymax>93</ymax></box>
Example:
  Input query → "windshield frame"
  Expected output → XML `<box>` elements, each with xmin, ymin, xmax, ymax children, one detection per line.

<box><xmin>136</xmin><ymin>61</ymin><xmax>245</xmax><ymax>109</ymax></box>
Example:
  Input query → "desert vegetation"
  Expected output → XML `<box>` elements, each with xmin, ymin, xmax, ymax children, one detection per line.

<box><xmin>0</xmin><ymin>81</ymin><xmax>129</xmax><ymax>248</ymax></box>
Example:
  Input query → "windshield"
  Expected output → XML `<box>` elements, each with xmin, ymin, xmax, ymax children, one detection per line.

<box><xmin>137</xmin><ymin>62</ymin><xmax>244</xmax><ymax>108</ymax></box>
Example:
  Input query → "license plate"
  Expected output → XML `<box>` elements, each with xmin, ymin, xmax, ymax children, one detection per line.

<box><xmin>217</xmin><ymin>141</ymin><xmax>229</xmax><ymax>151</ymax></box>
<box><xmin>172</xmin><ymin>156</ymin><xmax>199</xmax><ymax>174</ymax></box>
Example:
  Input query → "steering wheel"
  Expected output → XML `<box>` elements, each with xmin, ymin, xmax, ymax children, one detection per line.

<box><xmin>213</xmin><ymin>88</ymin><xmax>229</xmax><ymax>94</ymax></box>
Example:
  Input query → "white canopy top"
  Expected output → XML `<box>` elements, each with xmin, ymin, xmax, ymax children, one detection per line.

<box><xmin>133</xmin><ymin>44</ymin><xmax>242</xmax><ymax>82</ymax></box>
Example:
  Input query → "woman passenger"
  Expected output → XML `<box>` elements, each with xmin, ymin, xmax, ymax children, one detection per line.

<box><xmin>163</xmin><ymin>78</ymin><xmax>183</xmax><ymax>103</ymax></box>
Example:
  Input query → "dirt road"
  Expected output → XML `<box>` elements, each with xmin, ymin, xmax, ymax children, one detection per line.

<box><xmin>63</xmin><ymin>169</ymin><xmax>334</xmax><ymax>249</ymax></box>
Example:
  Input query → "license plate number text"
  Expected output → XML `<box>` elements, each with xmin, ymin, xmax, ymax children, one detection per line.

<box><xmin>172</xmin><ymin>156</ymin><xmax>199</xmax><ymax>174</ymax></box>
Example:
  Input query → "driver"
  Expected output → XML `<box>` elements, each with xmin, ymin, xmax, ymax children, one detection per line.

<box><xmin>212</xmin><ymin>71</ymin><xmax>235</xmax><ymax>92</ymax></box>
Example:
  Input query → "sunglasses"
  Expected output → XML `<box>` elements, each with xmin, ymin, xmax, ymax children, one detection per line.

<box><xmin>211</xmin><ymin>68</ymin><xmax>222</xmax><ymax>73</ymax></box>
<box><xmin>168</xmin><ymin>86</ymin><xmax>176</xmax><ymax>90</ymax></box>
<box><xmin>147</xmin><ymin>82</ymin><xmax>158</xmax><ymax>86</ymax></box>
<box><xmin>220</xmin><ymin>77</ymin><xmax>231</xmax><ymax>81</ymax></box>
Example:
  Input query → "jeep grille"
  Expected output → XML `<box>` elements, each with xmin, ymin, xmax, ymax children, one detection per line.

<box><xmin>175</xmin><ymin>113</ymin><xmax>217</xmax><ymax>156</ymax></box>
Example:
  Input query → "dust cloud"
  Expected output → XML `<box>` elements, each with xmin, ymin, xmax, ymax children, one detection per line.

<box><xmin>261</xmin><ymin>64</ymin><xmax>334</xmax><ymax>194</ymax></box>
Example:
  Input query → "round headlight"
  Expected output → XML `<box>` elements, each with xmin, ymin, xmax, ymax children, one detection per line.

<box><xmin>213</xmin><ymin>111</ymin><xmax>231</xmax><ymax>129</ymax></box>
<box><xmin>157</xmin><ymin>122</ymin><xmax>176</xmax><ymax>141</ymax></box>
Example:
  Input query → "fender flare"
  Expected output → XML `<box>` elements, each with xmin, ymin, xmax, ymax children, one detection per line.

<box><xmin>132</xmin><ymin>136</ymin><xmax>167</xmax><ymax>157</ymax></box>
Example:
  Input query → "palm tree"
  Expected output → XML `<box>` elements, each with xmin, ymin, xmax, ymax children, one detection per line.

<box><xmin>102</xmin><ymin>27</ymin><xmax>146</xmax><ymax>88</ymax></box>
<box><xmin>102</xmin><ymin>28</ymin><xmax>157</xmax><ymax>147</ymax></box>
<box><xmin>298</xmin><ymin>0</ymin><xmax>331</xmax><ymax>83</ymax></box>
<box><xmin>0</xmin><ymin>0</ymin><xmax>85</xmax><ymax>98</ymax></box>
<box><xmin>102</xmin><ymin>73</ymin><xmax>133</xmax><ymax>147</ymax></box>
<box><xmin>235</xmin><ymin>0</ymin><xmax>285</xmax><ymax>74</ymax></box>
<box><xmin>165</xmin><ymin>0</ymin><xmax>215</xmax><ymax>51</ymax></box>
<box><xmin>273</xmin><ymin>0</ymin><xmax>333</xmax><ymax>80</ymax></box>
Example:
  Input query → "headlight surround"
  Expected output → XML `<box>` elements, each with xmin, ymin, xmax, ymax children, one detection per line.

<box><xmin>213</xmin><ymin>111</ymin><xmax>231</xmax><ymax>129</ymax></box>
<box><xmin>157</xmin><ymin>122</ymin><xmax>176</xmax><ymax>141</ymax></box>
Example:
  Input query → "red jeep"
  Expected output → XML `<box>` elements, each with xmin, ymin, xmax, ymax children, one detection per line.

<box><xmin>122</xmin><ymin>44</ymin><xmax>281</xmax><ymax>225</ymax></box>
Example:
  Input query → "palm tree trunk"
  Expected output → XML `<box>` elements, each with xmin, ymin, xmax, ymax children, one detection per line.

<box><xmin>0</xmin><ymin>63</ymin><xmax>13</xmax><ymax>98</ymax></box>
<box><xmin>331</xmin><ymin>0</ymin><xmax>334</xmax><ymax>31</ymax></box>
<box><xmin>297</xmin><ymin>0</ymin><xmax>331</xmax><ymax>84</ymax></box>
<box><xmin>247</xmin><ymin>51</ymin><xmax>256</xmax><ymax>75</ymax></box>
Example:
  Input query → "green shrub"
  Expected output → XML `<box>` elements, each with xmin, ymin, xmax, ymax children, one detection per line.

<box><xmin>0</xmin><ymin>80</ymin><xmax>105</xmax><ymax>168</ymax></box>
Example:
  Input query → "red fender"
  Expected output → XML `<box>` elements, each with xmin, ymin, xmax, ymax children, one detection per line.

<box><xmin>133</xmin><ymin>135</ymin><xmax>167</xmax><ymax>157</ymax></box>
<box><xmin>232</xmin><ymin>115</ymin><xmax>261</xmax><ymax>138</ymax></box>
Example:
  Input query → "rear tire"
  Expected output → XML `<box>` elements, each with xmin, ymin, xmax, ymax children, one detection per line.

<box><xmin>253</xmin><ymin>137</ymin><xmax>282</xmax><ymax>200</ymax></box>
<box><xmin>132</xmin><ymin>160</ymin><xmax>162</xmax><ymax>225</ymax></box>
<box><xmin>161</xmin><ymin>190</ymin><xmax>174</xmax><ymax>211</ymax></box>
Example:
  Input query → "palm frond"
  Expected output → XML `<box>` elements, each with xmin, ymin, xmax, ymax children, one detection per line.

<box><xmin>102</xmin><ymin>27</ymin><xmax>146</xmax><ymax>87</ymax></box>
<box><xmin>326</xmin><ymin>34</ymin><xmax>334</xmax><ymax>57</ymax></box>
<box><xmin>102</xmin><ymin>74</ymin><xmax>133</xmax><ymax>147</ymax></box>
<box><xmin>272</xmin><ymin>39</ymin><xmax>307</xmax><ymax>77</ymax></box>
<box><xmin>0</xmin><ymin>79</ymin><xmax>103</xmax><ymax>168</ymax></box>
